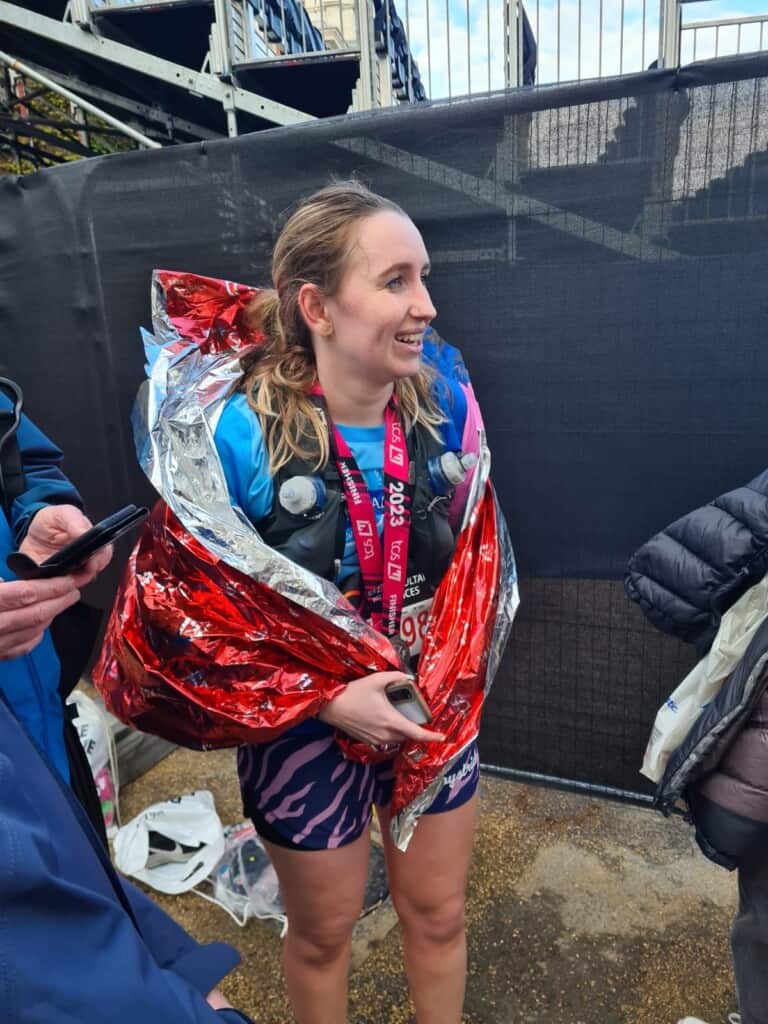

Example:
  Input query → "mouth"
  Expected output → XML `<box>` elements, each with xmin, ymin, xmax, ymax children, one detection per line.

<box><xmin>394</xmin><ymin>332</ymin><xmax>424</xmax><ymax>350</ymax></box>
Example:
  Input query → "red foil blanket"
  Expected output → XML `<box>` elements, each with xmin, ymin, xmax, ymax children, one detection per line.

<box><xmin>95</xmin><ymin>483</ymin><xmax>503</xmax><ymax>819</ymax></box>
<box><xmin>92</xmin><ymin>270</ymin><xmax>517</xmax><ymax>841</ymax></box>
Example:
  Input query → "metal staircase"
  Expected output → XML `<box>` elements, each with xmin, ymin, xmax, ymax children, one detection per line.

<box><xmin>0</xmin><ymin>0</ymin><xmax>426</xmax><ymax>165</ymax></box>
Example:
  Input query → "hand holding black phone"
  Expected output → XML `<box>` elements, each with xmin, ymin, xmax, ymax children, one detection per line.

<box><xmin>6</xmin><ymin>504</ymin><xmax>148</xmax><ymax>580</ymax></box>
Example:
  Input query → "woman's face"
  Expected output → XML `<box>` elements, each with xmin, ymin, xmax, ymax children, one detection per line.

<box><xmin>321</xmin><ymin>210</ymin><xmax>437</xmax><ymax>387</ymax></box>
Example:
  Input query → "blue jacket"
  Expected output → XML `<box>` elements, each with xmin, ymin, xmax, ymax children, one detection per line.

<box><xmin>0</xmin><ymin>693</ymin><xmax>247</xmax><ymax>1024</ymax></box>
<box><xmin>0</xmin><ymin>393</ymin><xmax>83</xmax><ymax>780</ymax></box>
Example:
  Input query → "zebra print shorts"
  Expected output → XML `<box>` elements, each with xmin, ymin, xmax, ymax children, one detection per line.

<box><xmin>237</xmin><ymin>726</ymin><xmax>479</xmax><ymax>851</ymax></box>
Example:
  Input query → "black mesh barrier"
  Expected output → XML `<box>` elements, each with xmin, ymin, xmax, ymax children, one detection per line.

<box><xmin>1</xmin><ymin>55</ymin><xmax>767</xmax><ymax>796</ymax></box>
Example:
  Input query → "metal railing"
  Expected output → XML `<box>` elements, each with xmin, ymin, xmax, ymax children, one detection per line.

<box><xmin>19</xmin><ymin>0</ymin><xmax>768</xmax><ymax>148</ymax></box>
<box><xmin>79</xmin><ymin>1</ymin><xmax>768</xmax><ymax>109</ymax></box>
<box><xmin>371</xmin><ymin>1</ymin><xmax>768</xmax><ymax>103</ymax></box>
<box><xmin>87</xmin><ymin>0</ymin><xmax>425</xmax><ymax>107</ymax></box>
<box><xmin>681</xmin><ymin>13</ymin><xmax>768</xmax><ymax>65</ymax></box>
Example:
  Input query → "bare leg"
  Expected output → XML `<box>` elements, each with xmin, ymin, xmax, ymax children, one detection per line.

<box><xmin>263</xmin><ymin>830</ymin><xmax>370</xmax><ymax>1024</ymax></box>
<box><xmin>378</xmin><ymin>794</ymin><xmax>478</xmax><ymax>1024</ymax></box>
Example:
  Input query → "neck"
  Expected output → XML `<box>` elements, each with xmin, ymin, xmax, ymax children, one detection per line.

<box><xmin>315</xmin><ymin>367</ymin><xmax>393</xmax><ymax>428</ymax></box>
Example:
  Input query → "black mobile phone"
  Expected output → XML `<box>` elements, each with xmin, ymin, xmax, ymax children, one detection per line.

<box><xmin>6</xmin><ymin>504</ymin><xmax>149</xmax><ymax>580</ymax></box>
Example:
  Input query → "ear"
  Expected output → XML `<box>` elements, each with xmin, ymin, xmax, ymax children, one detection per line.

<box><xmin>298</xmin><ymin>283</ymin><xmax>333</xmax><ymax>337</ymax></box>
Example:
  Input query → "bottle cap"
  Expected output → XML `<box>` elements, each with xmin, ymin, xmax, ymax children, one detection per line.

<box><xmin>439</xmin><ymin>451</ymin><xmax>466</xmax><ymax>485</ymax></box>
<box><xmin>279</xmin><ymin>477</ymin><xmax>319</xmax><ymax>515</ymax></box>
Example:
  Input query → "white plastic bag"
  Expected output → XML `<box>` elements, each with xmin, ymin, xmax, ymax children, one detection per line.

<box><xmin>67</xmin><ymin>690</ymin><xmax>120</xmax><ymax>836</ymax></box>
<box><xmin>195</xmin><ymin>822</ymin><xmax>286</xmax><ymax>931</ymax></box>
<box><xmin>641</xmin><ymin>574</ymin><xmax>768</xmax><ymax>782</ymax></box>
<box><xmin>114</xmin><ymin>790</ymin><xmax>224</xmax><ymax>894</ymax></box>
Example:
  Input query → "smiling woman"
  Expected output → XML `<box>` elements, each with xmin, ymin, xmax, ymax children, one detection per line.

<box><xmin>238</xmin><ymin>182</ymin><xmax>444</xmax><ymax>466</ymax></box>
<box><xmin>202</xmin><ymin>180</ymin><xmax>486</xmax><ymax>1024</ymax></box>
<box><xmin>304</xmin><ymin>210</ymin><xmax>437</xmax><ymax>410</ymax></box>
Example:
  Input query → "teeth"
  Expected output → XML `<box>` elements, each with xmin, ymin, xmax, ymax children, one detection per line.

<box><xmin>396</xmin><ymin>334</ymin><xmax>422</xmax><ymax>345</ymax></box>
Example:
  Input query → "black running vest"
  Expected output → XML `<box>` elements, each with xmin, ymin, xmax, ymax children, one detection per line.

<box><xmin>257</xmin><ymin>420</ymin><xmax>459</xmax><ymax>610</ymax></box>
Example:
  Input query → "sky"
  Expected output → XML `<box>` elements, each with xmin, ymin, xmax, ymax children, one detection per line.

<box><xmin>399</xmin><ymin>0</ymin><xmax>768</xmax><ymax>100</ymax></box>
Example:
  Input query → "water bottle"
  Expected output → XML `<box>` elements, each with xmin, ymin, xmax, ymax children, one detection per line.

<box><xmin>278</xmin><ymin>475</ymin><xmax>327</xmax><ymax>515</ymax></box>
<box><xmin>426</xmin><ymin>451</ymin><xmax>478</xmax><ymax>496</ymax></box>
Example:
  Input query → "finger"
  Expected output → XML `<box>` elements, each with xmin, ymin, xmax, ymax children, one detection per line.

<box><xmin>0</xmin><ymin>575</ymin><xmax>79</xmax><ymax>612</ymax></box>
<box><xmin>389</xmin><ymin>715</ymin><xmax>446</xmax><ymax>744</ymax></box>
<box><xmin>91</xmin><ymin>544</ymin><xmax>113</xmax><ymax>572</ymax></box>
<box><xmin>0</xmin><ymin>587</ymin><xmax>80</xmax><ymax>634</ymax></box>
<box><xmin>72</xmin><ymin>544</ymin><xmax>112</xmax><ymax>587</ymax></box>
<box><xmin>51</xmin><ymin>505</ymin><xmax>93</xmax><ymax>540</ymax></box>
<box><xmin>0</xmin><ymin>630</ymin><xmax>45</xmax><ymax>661</ymax></box>
<box><xmin>0</xmin><ymin>617</ymin><xmax>49</xmax><ymax>644</ymax></box>
<box><xmin>364</xmin><ymin>671</ymin><xmax>416</xmax><ymax>689</ymax></box>
<box><xmin>25</xmin><ymin>504</ymin><xmax>91</xmax><ymax>546</ymax></box>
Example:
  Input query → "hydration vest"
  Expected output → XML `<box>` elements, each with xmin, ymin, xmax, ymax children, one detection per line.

<box><xmin>257</xmin><ymin>419</ymin><xmax>459</xmax><ymax>612</ymax></box>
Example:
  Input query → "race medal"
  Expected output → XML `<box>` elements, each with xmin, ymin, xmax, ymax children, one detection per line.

<box><xmin>310</xmin><ymin>385</ymin><xmax>412</xmax><ymax>659</ymax></box>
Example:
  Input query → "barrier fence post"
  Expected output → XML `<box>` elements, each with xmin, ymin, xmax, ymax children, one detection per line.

<box><xmin>659</xmin><ymin>0</ymin><xmax>682</xmax><ymax>69</ymax></box>
<box><xmin>504</xmin><ymin>0</ymin><xmax>520</xmax><ymax>89</ymax></box>
<box><xmin>354</xmin><ymin>0</ymin><xmax>375</xmax><ymax>109</ymax></box>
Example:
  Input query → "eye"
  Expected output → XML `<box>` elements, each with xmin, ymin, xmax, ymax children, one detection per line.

<box><xmin>385</xmin><ymin>276</ymin><xmax>404</xmax><ymax>290</ymax></box>
<box><xmin>420</xmin><ymin>272</ymin><xmax>430</xmax><ymax>284</ymax></box>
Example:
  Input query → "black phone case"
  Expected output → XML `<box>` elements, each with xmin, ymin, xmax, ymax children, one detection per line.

<box><xmin>6</xmin><ymin>504</ymin><xmax>148</xmax><ymax>580</ymax></box>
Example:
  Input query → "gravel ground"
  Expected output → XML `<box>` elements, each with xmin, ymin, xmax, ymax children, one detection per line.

<box><xmin>119</xmin><ymin>746</ymin><xmax>738</xmax><ymax>1024</ymax></box>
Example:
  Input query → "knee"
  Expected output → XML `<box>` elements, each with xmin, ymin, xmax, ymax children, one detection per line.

<box><xmin>287</xmin><ymin>907</ymin><xmax>360</xmax><ymax>967</ymax></box>
<box><xmin>393</xmin><ymin>892</ymin><xmax>466</xmax><ymax>947</ymax></box>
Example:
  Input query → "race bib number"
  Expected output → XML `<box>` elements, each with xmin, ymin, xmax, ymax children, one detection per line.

<box><xmin>400</xmin><ymin>573</ymin><xmax>433</xmax><ymax>657</ymax></box>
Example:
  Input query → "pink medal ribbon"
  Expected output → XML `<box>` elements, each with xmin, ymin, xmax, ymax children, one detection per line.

<box><xmin>311</xmin><ymin>385</ymin><xmax>412</xmax><ymax>647</ymax></box>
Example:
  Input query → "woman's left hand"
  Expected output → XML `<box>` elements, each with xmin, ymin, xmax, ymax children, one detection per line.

<box><xmin>317</xmin><ymin>670</ymin><xmax>446</xmax><ymax>747</ymax></box>
<box><xmin>20</xmin><ymin>504</ymin><xmax>113</xmax><ymax>586</ymax></box>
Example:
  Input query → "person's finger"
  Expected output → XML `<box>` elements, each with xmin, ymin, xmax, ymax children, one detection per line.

<box><xmin>0</xmin><ymin>616</ymin><xmax>50</xmax><ymax>643</ymax></box>
<box><xmin>90</xmin><ymin>544</ymin><xmax>113</xmax><ymax>573</ymax></box>
<box><xmin>388</xmin><ymin>714</ymin><xmax>446</xmax><ymax>744</ymax></box>
<box><xmin>353</xmin><ymin>670</ymin><xmax>413</xmax><ymax>689</ymax></box>
<box><xmin>0</xmin><ymin>576</ymin><xmax>78</xmax><ymax>612</ymax></box>
<box><xmin>0</xmin><ymin>587</ymin><xmax>80</xmax><ymax>634</ymax></box>
<box><xmin>50</xmin><ymin>505</ymin><xmax>93</xmax><ymax>540</ymax></box>
<box><xmin>0</xmin><ymin>630</ymin><xmax>45</xmax><ymax>661</ymax></box>
<box><xmin>71</xmin><ymin>544</ymin><xmax>113</xmax><ymax>587</ymax></box>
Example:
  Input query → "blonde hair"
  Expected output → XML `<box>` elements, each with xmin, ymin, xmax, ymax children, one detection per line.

<box><xmin>240</xmin><ymin>180</ymin><xmax>444</xmax><ymax>474</ymax></box>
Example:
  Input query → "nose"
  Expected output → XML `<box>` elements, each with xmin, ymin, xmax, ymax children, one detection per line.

<box><xmin>410</xmin><ymin>279</ymin><xmax>437</xmax><ymax>323</ymax></box>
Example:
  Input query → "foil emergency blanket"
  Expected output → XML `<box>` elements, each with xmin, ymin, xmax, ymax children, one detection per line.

<box><xmin>94</xmin><ymin>270</ymin><xmax>519</xmax><ymax>848</ymax></box>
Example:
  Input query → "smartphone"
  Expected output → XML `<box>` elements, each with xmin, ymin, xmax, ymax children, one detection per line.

<box><xmin>385</xmin><ymin>678</ymin><xmax>432</xmax><ymax>726</ymax></box>
<box><xmin>6</xmin><ymin>504</ymin><xmax>149</xmax><ymax>580</ymax></box>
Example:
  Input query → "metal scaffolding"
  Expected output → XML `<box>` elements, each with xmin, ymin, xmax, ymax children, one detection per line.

<box><xmin>0</xmin><ymin>0</ymin><xmax>427</xmax><ymax>167</ymax></box>
<box><xmin>2</xmin><ymin>0</ymin><xmax>768</xmax><ymax>170</ymax></box>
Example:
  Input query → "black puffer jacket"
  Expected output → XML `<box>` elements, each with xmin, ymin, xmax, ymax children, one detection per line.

<box><xmin>625</xmin><ymin>468</ymin><xmax>768</xmax><ymax>653</ymax></box>
<box><xmin>626</xmin><ymin>467</ymin><xmax>768</xmax><ymax>869</ymax></box>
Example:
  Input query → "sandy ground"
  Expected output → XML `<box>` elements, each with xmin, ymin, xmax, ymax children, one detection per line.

<box><xmin>119</xmin><ymin>746</ymin><xmax>738</xmax><ymax>1024</ymax></box>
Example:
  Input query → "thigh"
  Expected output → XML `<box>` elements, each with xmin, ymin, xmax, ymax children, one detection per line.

<box><xmin>377</xmin><ymin>791</ymin><xmax>479</xmax><ymax>911</ymax></box>
<box><xmin>264</xmin><ymin>829</ymin><xmax>371</xmax><ymax>938</ymax></box>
